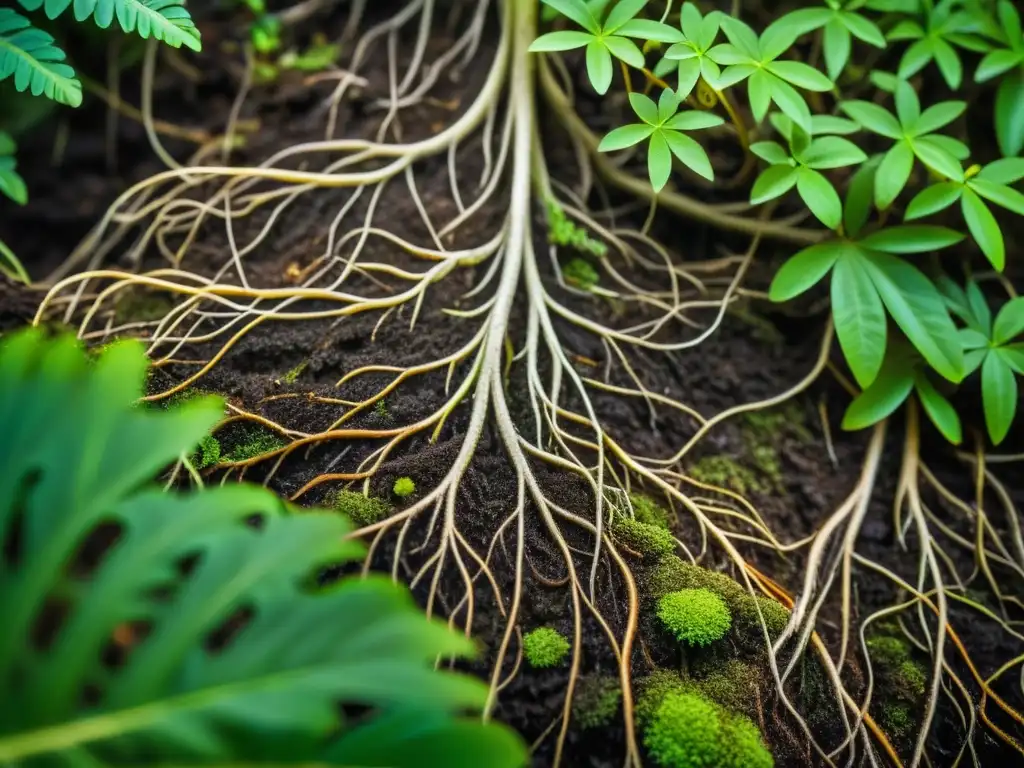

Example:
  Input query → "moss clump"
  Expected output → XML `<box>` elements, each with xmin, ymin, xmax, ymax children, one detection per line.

<box><xmin>279</xmin><ymin>361</ymin><xmax>307</xmax><ymax>384</ymax></box>
<box><xmin>689</xmin><ymin>455</ymin><xmax>767</xmax><ymax>495</ymax></box>
<box><xmin>649</xmin><ymin>557</ymin><xmax>746</xmax><ymax>605</ymax></box>
<box><xmin>657</xmin><ymin>589</ymin><xmax>731</xmax><ymax>647</ymax></box>
<box><xmin>392</xmin><ymin>476</ymin><xmax>416</xmax><ymax>498</ymax></box>
<box><xmin>329</xmin><ymin>489</ymin><xmax>390</xmax><ymax>528</ymax></box>
<box><xmin>573</xmin><ymin>675</ymin><xmax>621</xmax><ymax>729</ymax></box>
<box><xmin>720</xmin><ymin>713</ymin><xmax>774</xmax><ymax>768</ymax></box>
<box><xmin>613</xmin><ymin>516</ymin><xmax>676</xmax><ymax>558</ymax></box>
<box><xmin>742</xmin><ymin>403</ymin><xmax>811</xmax><ymax>445</ymax></box>
<box><xmin>733</xmin><ymin>595</ymin><xmax>790</xmax><ymax>643</ymax></box>
<box><xmin>163</xmin><ymin>387</ymin><xmax>217</xmax><ymax>410</ymax></box>
<box><xmin>881</xmin><ymin>703</ymin><xmax>914</xmax><ymax>739</ymax></box>
<box><xmin>563</xmin><ymin>258</ymin><xmax>600</xmax><ymax>290</ymax></box>
<box><xmin>867</xmin><ymin>634</ymin><xmax>927</xmax><ymax>701</ymax></box>
<box><xmin>636</xmin><ymin>670</ymin><xmax>687</xmax><ymax>726</ymax></box>
<box><xmin>695</xmin><ymin>660</ymin><xmax>758</xmax><ymax>717</ymax></box>
<box><xmin>546</xmin><ymin>198</ymin><xmax>607</xmax><ymax>258</ymax></box>
<box><xmin>224</xmin><ymin>428</ymin><xmax>286</xmax><ymax>462</ymax></box>
<box><xmin>523</xmin><ymin>627</ymin><xmax>570</xmax><ymax>668</ymax></box>
<box><xmin>114</xmin><ymin>289</ymin><xmax>175</xmax><ymax>324</ymax></box>
<box><xmin>630</xmin><ymin>493</ymin><xmax>671</xmax><ymax>530</ymax></box>
<box><xmin>192</xmin><ymin>435</ymin><xmax>221</xmax><ymax>469</ymax></box>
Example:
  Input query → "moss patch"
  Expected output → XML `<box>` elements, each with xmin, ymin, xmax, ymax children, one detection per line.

<box><xmin>523</xmin><ymin>627</ymin><xmax>570</xmax><ymax>668</ymax></box>
<box><xmin>192</xmin><ymin>435</ymin><xmax>221</xmax><ymax>469</ymax></box>
<box><xmin>613</xmin><ymin>516</ymin><xmax>676</xmax><ymax>559</ymax></box>
<box><xmin>328</xmin><ymin>489</ymin><xmax>390</xmax><ymax>527</ymax></box>
<box><xmin>630</xmin><ymin>493</ymin><xmax>672</xmax><ymax>530</ymax></box>
<box><xmin>689</xmin><ymin>455</ymin><xmax>767</xmax><ymax>495</ymax></box>
<box><xmin>114</xmin><ymin>289</ymin><xmax>176</xmax><ymax>324</ymax></box>
<box><xmin>573</xmin><ymin>675</ymin><xmax>621</xmax><ymax>729</ymax></box>
<box><xmin>224</xmin><ymin>427</ymin><xmax>286</xmax><ymax>462</ymax></box>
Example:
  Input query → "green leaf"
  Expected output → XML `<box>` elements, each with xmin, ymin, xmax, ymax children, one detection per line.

<box><xmin>0</xmin><ymin>156</ymin><xmax>27</xmax><ymax>206</ymax></box>
<box><xmin>844</xmin><ymin>158</ymin><xmax>878</xmax><ymax>237</ymax></box>
<box><xmin>960</xmin><ymin>328</ymin><xmax>990</xmax><ymax>350</ymax></box>
<box><xmin>842</xmin><ymin>11</ymin><xmax>886</xmax><ymax>48</ymax></box>
<box><xmin>913</xmin><ymin>371</ymin><xmax>962</xmax><ymax>444</ymax></box>
<box><xmin>802</xmin><ymin>136</ymin><xmax>867</xmax><ymax>169</ymax></box>
<box><xmin>769</xmin><ymin>76</ymin><xmax>813</xmax><ymax>132</ymax></box>
<box><xmin>875</xmin><ymin>141</ymin><xmax>915</xmax><ymax>209</ymax></box>
<box><xmin>995</xmin><ymin>74</ymin><xmax>1024</xmax><ymax>158</ymax></box>
<box><xmin>898</xmin><ymin>37</ymin><xmax>935</xmax><ymax>80</ymax></box>
<box><xmin>530</xmin><ymin>30</ymin><xmax>595</xmax><ymax>51</ymax></box>
<box><xmin>540</xmin><ymin>0</ymin><xmax>601</xmax><ymax>34</ymax></box>
<box><xmin>994</xmin><ymin>297</ymin><xmax>1024</xmax><ymax>344</ymax></box>
<box><xmin>750</xmin><ymin>164</ymin><xmax>799</xmax><ymax>205</ymax></box>
<box><xmin>656</xmin><ymin>86</ymin><xmax>680</xmax><ymax>122</ymax></box>
<box><xmin>833</xmin><ymin>253</ymin><xmax>888</xmax><ymax>387</ymax></box>
<box><xmin>0</xmin><ymin>8</ymin><xmax>81</xmax><ymax>106</ymax></box>
<box><xmin>858</xmin><ymin>225</ymin><xmax>965</xmax><ymax>254</ymax></box>
<box><xmin>905</xmin><ymin>182</ymin><xmax>962</xmax><ymax>220</ymax></box>
<box><xmin>759</xmin><ymin>17</ymin><xmax>800</xmax><ymax>61</ymax></box>
<box><xmin>932</xmin><ymin>37</ymin><xmax>963</xmax><ymax>89</ymax></box>
<box><xmin>663</xmin><ymin>130</ymin><xmax>715</xmax><ymax>180</ymax></box>
<box><xmin>966</xmin><ymin>279</ymin><xmax>993</xmax><ymax>337</ymax></box>
<box><xmin>912</xmin><ymin>136</ymin><xmax>964</xmax><ymax>181</ymax></box>
<box><xmin>647</xmin><ymin>130</ymin><xmax>673</xmax><ymax>191</ymax></box>
<box><xmin>797</xmin><ymin>167</ymin><xmax>842</xmax><ymax>229</ymax></box>
<box><xmin>911</xmin><ymin>100</ymin><xmax>966</xmax><ymax>136</ymax></box>
<box><xmin>747</xmin><ymin>68</ymin><xmax>773</xmax><ymax>124</ymax></box>
<box><xmin>841</xmin><ymin>356</ymin><xmax>915</xmax><ymax>430</ymax></box>
<box><xmin>586</xmin><ymin>39</ymin><xmax>614</xmax><ymax>93</ymax></box>
<box><xmin>663</xmin><ymin>111</ymin><xmax>723</xmax><ymax>130</ymax></box>
<box><xmin>969</xmin><ymin>178</ymin><xmax>1024</xmax><ymax>216</ymax></box>
<box><xmin>765</xmin><ymin>60</ymin><xmax>833</xmax><ymax>91</ymax></box>
<box><xmin>629</xmin><ymin>91</ymin><xmax>659</xmax><ymax>125</ymax></box>
<box><xmin>823</xmin><ymin>17</ymin><xmax>851</xmax><ymax>82</ymax></box>
<box><xmin>604</xmin><ymin>34</ymin><xmax>645</xmax><ymax>68</ymax></box>
<box><xmin>961</xmin><ymin>187</ymin><xmax>1004</xmax><ymax>271</ymax></box>
<box><xmin>603</xmin><ymin>0</ymin><xmax>647</xmax><ymax>33</ymax></box>
<box><xmin>923</xmin><ymin>133</ymin><xmax>970</xmax><ymax>161</ymax></box>
<box><xmin>598</xmin><ymin>122</ymin><xmax>654</xmax><ymax>151</ymax></box>
<box><xmin>768</xmin><ymin>241</ymin><xmax>847</xmax><ymax>301</ymax></box>
<box><xmin>977</xmin><ymin>158</ymin><xmax>1024</xmax><ymax>185</ymax></box>
<box><xmin>719</xmin><ymin>16</ymin><xmax>760</xmax><ymax>59</ymax></box>
<box><xmin>750</xmin><ymin>141</ymin><xmax>790</xmax><ymax>165</ymax></box>
<box><xmin>0</xmin><ymin>238</ymin><xmax>29</xmax><ymax>284</ymax></box>
<box><xmin>615</xmin><ymin>19</ymin><xmax>684</xmax><ymax>42</ymax></box>
<box><xmin>997</xmin><ymin>344</ymin><xmax>1024</xmax><ymax>374</ymax></box>
<box><xmin>893</xmin><ymin>79</ymin><xmax>920</xmax><ymax>128</ymax></box>
<box><xmin>975</xmin><ymin>49</ymin><xmax>1024</xmax><ymax>82</ymax></box>
<box><xmin>840</xmin><ymin>100</ymin><xmax>903</xmax><ymax>139</ymax></box>
<box><xmin>863</xmin><ymin>251</ymin><xmax>965</xmax><ymax>382</ymax></box>
<box><xmin>0</xmin><ymin>329</ymin><xmax>527</xmax><ymax>766</ymax></box>
<box><xmin>810</xmin><ymin>115</ymin><xmax>861</xmax><ymax>135</ymax></box>
<box><xmin>35</xmin><ymin>0</ymin><xmax>201</xmax><ymax>51</ymax></box>
<box><xmin>982</xmin><ymin>352</ymin><xmax>1017</xmax><ymax>444</ymax></box>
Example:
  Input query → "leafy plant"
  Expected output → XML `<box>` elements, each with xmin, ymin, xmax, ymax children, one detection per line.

<box><xmin>0</xmin><ymin>328</ymin><xmax>526</xmax><ymax>766</ymax></box>
<box><xmin>784</xmin><ymin>0</ymin><xmax>887</xmax><ymax>82</ymax></box>
<box><xmin>974</xmin><ymin>1</ymin><xmax>1024</xmax><ymax>157</ymax></box>
<box><xmin>0</xmin><ymin>131</ymin><xmax>29</xmax><ymax>283</ymax></box>
<box><xmin>661</xmin><ymin>3</ymin><xmax>724</xmax><ymax>95</ymax></box>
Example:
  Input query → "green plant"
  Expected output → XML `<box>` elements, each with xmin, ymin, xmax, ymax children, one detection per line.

<box><xmin>974</xmin><ymin>1</ymin><xmax>1024</xmax><ymax>157</ymax></box>
<box><xmin>613</xmin><ymin>514</ymin><xmax>676</xmax><ymax>558</ymax></box>
<box><xmin>546</xmin><ymin>198</ymin><xmax>608</xmax><ymax>257</ymax></box>
<box><xmin>0</xmin><ymin>328</ymin><xmax>526</xmax><ymax>766</ymax></box>
<box><xmin>192</xmin><ymin>434</ymin><xmax>221</xmax><ymax>469</ymax></box>
<box><xmin>224</xmin><ymin>426</ymin><xmax>286</xmax><ymax>462</ymax></box>
<box><xmin>630</xmin><ymin>493</ymin><xmax>671</xmax><ymax>529</ymax></box>
<box><xmin>656</xmin><ymin>589</ymin><xmax>731</xmax><ymax>647</ymax></box>
<box><xmin>0</xmin><ymin>130</ymin><xmax>28</xmax><ymax>283</ymax></box>
<box><xmin>573</xmin><ymin>674</ymin><xmax>622</xmax><ymax>728</ymax></box>
<box><xmin>393</xmin><ymin>476</ymin><xmax>416</xmax><ymax>497</ymax></box>
<box><xmin>329</xmin><ymin>488</ymin><xmax>390</xmax><ymax>527</ymax></box>
<box><xmin>523</xmin><ymin>627</ymin><xmax>570</xmax><ymax>668</ymax></box>
<box><xmin>563</xmin><ymin>257</ymin><xmax>600</xmax><ymax>290</ymax></box>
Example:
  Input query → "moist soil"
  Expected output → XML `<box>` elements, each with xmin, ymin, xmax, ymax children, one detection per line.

<box><xmin>3</xmin><ymin>2</ymin><xmax>1024</xmax><ymax>766</ymax></box>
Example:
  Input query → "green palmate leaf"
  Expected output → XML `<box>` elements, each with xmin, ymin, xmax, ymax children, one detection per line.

<box><xmin>768</xmin><ymin>241</ymin><xmax>846</xmax><ymax>301</ymax></box>
<box><xmin>875</xmin><ymin>141</ymin><xmax>914</xmax><ymax>209</ymax></box>
<box><xmin>797</xmin><ymin>167</ymin><xmax>842</xmax><ymax>229</ymax></box>
<box><xmin>857</xmin><ymin>225</ymin><xmax>965</xmax><ymax>253</ymax></box>
<box><xmin>994</xmin><ymin>297</ymin><xmax>1024</xmax><ymax>344</ymax></box>
<box><xmin>833</xmin><ymin>254</ymin><xmax>887</xmax><ymax>387</ymax></box>
<box><xmin>862</xmin><ymin>250</ymin><xmax>964</xmax><ymax>383</ymax></box>
<box><xmin>842</xmin><ymin>355</ymin><xmax>914</xmax><ymax>430</ymax></box>
<box><xmin>982</xmin><ymin>352</ymin><xmax>1017</xmax><ymax>444</ymax></box>
<box><xmin>995</xmin><ymin>73</ymin><xmax>1024</xmax><ymax>157</ymax></box>
<box><xmin>751</xmin><ymin>164</ymin><xmax>798</xmax><ymax>204</ymax></box>
<box><xmin>0</xmin><ymin>7</ymin><xmax>81</xmax><ymax>106</ymax></box>
<box><xmin>21</xmin><ymin>0</ymin><xmax>202</xmax><ymax>51</ymax></box>
<box><xmin>0</xmin><ymin>329</ymin><xmax>527</xmax><ymax>766</ymax></box>
<box><xmin>961</xmin><ymin>187</ymin><xmax>1004</xmax><ymax>270</ymax></box>
<box><xmin>913</xmin><ymin>371</ymin><xmax>962</xmax><ymax>444</ymax></box>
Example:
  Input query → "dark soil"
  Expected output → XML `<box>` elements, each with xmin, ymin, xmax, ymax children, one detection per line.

<box><xmin>4</xmin><ymin>1</ymin><xmax>1024</xmax><ymax>766</ymax></box>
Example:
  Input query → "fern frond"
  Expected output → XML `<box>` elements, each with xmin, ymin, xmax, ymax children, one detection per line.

<box><xmin>18</xmin><ymin>0</ymin><xmax>202</xmax><ymax>51</ymax></box>
<box><xmin>0</xmin><ymin>8</ymin><xmax>81</xmax><ymax>106</ymax></box>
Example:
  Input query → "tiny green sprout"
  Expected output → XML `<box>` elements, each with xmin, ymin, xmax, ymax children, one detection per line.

<box><xmin>573</xmin><ymin>675</ymin><xmax>622</xmax><ymax>729</ymax></box>
<box><xmin>374</xmin><ymin>398</ymin><xmax>392</xmax><ymax>422</ymax></box>
<box><xmin>523</xmin><ymin>627</ymin><xmax>570</xmax><ymax>668</ymax></box>
<box><xmin>192</xmin><ymin>435</ymin><xmax>221</xmax><ymax>470</ymax></box>
<box><xmin>280</xmin><ymin>361</ymin><xmax>307</xmax><ymax>384</ymax></box>
<box><xmin>392</xmin><ymin>476</ymin><xmax>416</xmax><ymax>498</ymax></box>
<box><xmin>612</xmin><ymin>516</ymin><xmax>676</xmax><ymax>558</ymax></box>
<box><xmin>251</xmin><ymin>16</ymin><xmax>281</xmax><ymax>55</ymax></box>
<box><xmin>329</xmin><ymin>489</ymin><xmax>390</xmax><ymax>528</ymax></box>
<box><xmin>657</xmin><ymin>588</ymin><xmax>731</xmax><ymax>647</ymax></box>
<box><xmin>546</xmin><ymin>199</ymin><xmax>607</xmax><ymax>258</ymax></box>
<box><xmin>563</xmin><ymin>258</ymin><xmax>600</xmax><ymax>291</ymax></box>
<box><xmin>279</xmin><ymin>36</ymin><xmax>340</xmax><ymax>72</ymax></box>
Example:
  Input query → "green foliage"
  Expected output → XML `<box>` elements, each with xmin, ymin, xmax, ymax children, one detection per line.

<box><xmin>573</xmin><ymin>674</ymin><xmax>622</xmax><ymax>728</ymax></box>
<box><xmin>0</xmin><ymin>328</ymin><xmax>526</xmax><ymax>767</ymax></box>
<box><xmin>563</xmin><ymin>257</ymin><xmax>600</xmax><ymax>290</ymax></box>
<box><xmin>278</xmin><ymin>38</ymin><xmax>341</xmax><ymax>72</ymax></box>
<box><xmin>613</xmin><ymin>514</ymin><xmax>676</xmax><ymax>558</ymax></box>
<box><xmin>975</xmin><ymin>1</ymin><xmax>1024</xmax><ymax>157</ymax></box>
<box><xmin>657</xmin><ymin>589</ymin><xmax>731</xmax><ymax>647</ymax></box>
<box><xmin>689</xmin><ymin>455</ymin><xmax>766</xmax><ymax>495</ymax></box>
<box><xmin>0</xmin><ymin>131</ymin><xmax>28</xmax><ymax>284</ymax></box>
<box><xmin>328</xmin><ymin>488</ymin><xmax>390</xmax><ymax>527</ymax></box>
<box><xmin>192</xmin><ymin>434</ymin><xmax>221</xmax><ymax>469</ymax></box>
<box><xmin>523</xmin><ymin>627</ymin><xmax>570</xmax><ymax>668</ymax></box>
<box><xmin>0</xmin><ymin>7</ymin><xmax>81</xmax><ymax>106</ymax></box>
<box><xmin>393</xmin><ymin>476</ymin><xmax>416</xmax><ymax>497</ymax></box>
<box><xmin>546</xmin><ymin>198</ymin><xmax>608</xmax><ymax>257</ymax></box>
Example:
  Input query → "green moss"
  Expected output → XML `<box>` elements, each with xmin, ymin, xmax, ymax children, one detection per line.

<box><xmin>392</xmin><ymin>476</ymin><xmax>416</xmax><ymax>498</ymax></box>
<box><xmin>573</xmin><ymin>675</ymin><xmax>622</xmax><ymax>729</ymax></box>
<box><xmin>280</xmin><ymin>361</ymin><xmax>307</xmax><ymax>384</ymax></box>
<box><xmin>328</xmin><ymin>489</ymin><xmax>390</xmax><ymax>527</ymax></box>
<box><xmin>881</xmin><ymin>703</ymin><xmax>914</xmax><ymax>739</ymax></box>
<box><xmin>649</xmin><ymin>557</ymin><xmax>746</xmax><ymax>606</ymax></box>
<box><xmin>636</xmin><ymin>670</ymin><xmax>687</xmax><ymax>726</ymax></box>
<box><xmin>867</xmin><ymin>633</ymin><xmax>928</xmax><ymax>703</ymax></box>
<box><xmin>164</xmin><ymin>387</ymin><xmax>217</xmax><ymax>410</ymax></box>
<box><xmin>741</xmin><ymin>403</ymin><xmax>812</xmax><ymax>445</ymax></box>
<box><xmin>192</xmin><ymin>435</ymin><xmax>221</xmax><ymax>469</ymax></box>
<box><xmin>114</xmin><ymin>290</ymin><xmax>175</xmax><ymax>324</ymax></box>
<box><xmin>374</xmin><ymin>398</ymin><xmax>391</xmax><ymax>422</ymax></box>
<box><xmin>546</xmin><ymin>199</ymin><xmax>607</xmax><ymax>258</ymax></box>
<box><xmin>689</xmin><ymin>455</ymin><xmax>767</xmax><ymax>495</ymax></box>
<box><xmin>523</xmin><ymin>627</ymin><xmax>570</xmax><ymax>669</ymax></box>
<box><xmin>563</xmin><ymin>258</ymin><xmax>600</xmax><ymax>290</ymax></box>
<box><xmin>224</xmin><ymin>427</ymin><xmax>285</xmax><ymax>462</ymax></box>
<box><xmin>613</xmin><ymin>516</ymin><xmax>676</xmax><ymax>559</ymax></box>
<box><xmin>695</xmin><ymin>660</ymin><xmax>758</xmax><ymax>716</ymax></box>
<box><xmin>720</xmin><ymin>713</ymin><xmax>774</xmax><ymax>768</ymax></box>
<box><xmin>657</xmin><ymin>589</ymin><xmax>731</xmax><ymax>647</ymax></box>
<box><xmin>644</xmin><ymin>691</ymin><xmax>722</xmax><ymax>768</ymax></box>
<box><xmin>630</xmin><ymin>493</ymin><xmax>671</xmax><ymax>530</ymax></box>
<box><xmin>733</xmin><ymin>595</ymin><xmax>790</xmax><ymax>642</ymax></box>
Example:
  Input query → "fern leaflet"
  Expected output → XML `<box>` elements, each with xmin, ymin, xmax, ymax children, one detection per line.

<box><xmin>18</xmin><ymin>0</ymin><xmax>202</xmax><ymax>51</ymax></box>
<box><xmin>0</xmin><ymin>8</ymin><xmax>81</xmax><ymax>106</ymax></box>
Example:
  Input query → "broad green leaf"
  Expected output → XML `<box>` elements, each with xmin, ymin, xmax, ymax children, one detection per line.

<box><xmin>615</xmin><ymin>19</ymin><xmax>685</xmax><ymax>42</ymax></box>
<box><xmin>994</xmin><ymin>297</ymin><xmax>1024</xmax><ymax>344</ymax></box>
<box><xmin>0</xmin><ymin>157</ymin><xmax>26</xmax><ymax>205</ymax></box>
<box><xmin>647</xmin><ymin>130</ymin><xmax>672</xmax><ymax>191</ymax></box>
<box><xmin>719</xmin><ymin>16</ymin><xmax>760</xmax><ymax>59</ymax></box>
<box><xmin>759</xmin><ymin>17</ymin><xmax>800</xmax><ymax>61</ymax></box>
<box><xmin>823</xmin><ymin>18</ymin><xmax>851</xmax><ymax>82</ymax></box>
<box><xmin>765</xmin><ymin>60</ymin><xmax>833</xmax><ymax>91</ymax></box>
<box><xmin>995</xmin><ymin>74</ymin><xmax>1024</xmax><ymax>158</ymax></box>
<box><xmin>970</xmin><ymin>178</ymin><xmax>1024</xmax><ymax>216</ymax></box>
<box><xmin>779</xmin><ymin>7</ymin><xmax>833</xmax><ymax>36</ymax></box>
<box><xmin>842</xmin><ymin>357</ymin><xmax>915</xmax><ymax>430</ymax></box>
<box><xmin>707</xmin><ymin>43</ymin><xmax>751</xmax><ymax>66</ymax></box>
<box><xmin>839</xmin><ymin>100</ymin><xmax>903</xmax><ymax>139</ymax></box>
<box><xmin>604</xmin><ymin>0</ymin><xmax>647</xmax><ymax>33</ymax></box>
<box><xmin>875</xmin><ymin>141</ymin><xmax>914</xmax><ymax>209</ymax></box>
<box><xmin>894</xmin><ymin>79</ymin><xmax>921</xmax><ymax>127</ymax></box>
<box><xmin>858</xmin><ymin>225</ymin><xmax>965</xmax><ymax>254</ymax></box>
<box><xmin>664</xmin><ymin>111</ymin><xmax>724</xmax><ymax>130</ymax></box>
<box><xmin>540</xmin><ymin>0</ymin><xmax>600</xmax><ymax>34</ymax></box>
<box><xmin>982</xmin><ymin>352</ymin><xmax>1017</xmax><ymax>444</ymax></box>
<box><xmin>747</xmin><ymin>68</ymin><xmax>773</xmax><ymax>123</ymax></box>
<box><xmin>810</xmin><ymin>115</ymin><xmax>861</xmax><ymax>135</ymax></box>
<box><xmin>750</xmin><ymin>141</ymin><xmax>790</xmax><ymax>165</ymax></box>
<box><xmin>769</xmin><ymin>76</ymin><xmax>812</xmax><ymax>131</ymax></box>
<box><xmin>977</xmin><ymin>158</ymin><xmax>1024</xmax><ymax>185</ymax></box>
<box><xmin>802</xmin><ymin>136</ymin><xmax>867</xmax><ymax>169</ymax></box>
<box><xmin>905</xmin><ymin>182</ymin><xmax>962</xmax><ymax>220</ymax></box>
<box><xmin>964</xmin><ymin>348</ymin><xmax>988</xmax><ymax>376</ymax></box>
<box><xmin>675</xmin><ymin>56</ymin><xmax>702</xmax><ymax>94</ymax></box>
<box><xmin>975</xmin><ymin>49</ymin><xmax>1023</xmax><ymax>82</ymax></box>
<box><xmin>912</xmin><ymin>100</ymin><xmax>966</xmax><ymax>136</ymax></box>
<box><xmin>833</xmin><ymin>254</ymin><xmax>887</xmax><ymax>387</ymax></box>
<box><xmin>844</xmin><ymin>158</ymin><xmax>878</xmax><ymax>237</ymax></box>
<box><xmin>997</xmin><ymin>344</ymin><xmax>1024</xmax><ymax>374</ymax></box>
<box><xmin>961</xmin><ymin>188</ymin><xmax>1004</xmax><ymax>271</ymax></box>
<box><xmin>530</xmin><ymin>31</ymin><xmax>595</xmax><ymax>52</ymax></box>
<box><xmin>863</xmin><ymin>251</ymin><xmax>964</xmax><ymax>382</ymax></box>
<box><xmin>898</xmin><ymin>37</ymin><xmax>935</xmax><ymax>80</ymax></box>
<box><xmin>912</xmin><ymin>136</ymin><xmax>964</xmax><ymax>181</ymax></box>
<box><xmin>842</xmin><ymin>11</ymin><xmax>886</xmax><ymax>48</ymax></box>
<box><xmin>750</xmin><ymin>164</ymin><xmax>799</xmax><ymax>204</ymax></box>
<box><xmin>629</xmin><ymin>91</ymin><xmax>659</xmax><ymax>125</ymax></box>
<box><xmin>913</xmin><ymin>372</ymin><xmax>962</xmax><ymax>444</ymax></box>
<box><xmin>657</xmin><ymin>87</ymin><xmax>681</xmax><ymax>122</ymax></box>
<box><xmin>924</xmin><ymin>134</ymin><xmax>970</xmax><ymax>161</ymax></box>
<box><xmin>598</xmin><ymin>123</ymin><xmax>654</xmax><ymax>151</ymax></box>
<box><xmin>959</xmin><ymin>328</ymin><xmax>990</xmax><ymax>350</ymax></box>
<box><xmin>586</xmin><ymin>39</ymin><xmax>614</xmax><ymax>94</ymax></box>
<box><xmin>797</xmin><ymin>167</ymin><xmax>842</xmax><ymax>229</ymax></box>
<box><xmin>932</xmin><ymin>37</ymin><xmax>963</xmax><ymax>89</ymax></box>
<box><xmin>715</xmin><ymin>63</ymin><xmax>756</xmax><ymax>87</ymax></box>
<box><xmin>966</xmin><ymin>279</ymin><xmax>993</xmax><ymax>336</ymax></box>
<box><xmin>768</xmin><ymin>241</ymin><xmax>847</xmax><ymax>301</ymax></box>
<box><xmin>663</xmin><ymin>131</ymin><xmax>715</xmax><ymax>180</ymax></box>
<box><xmin>603</xmin><ymin>35</ymin><xmax>645</xmax><ymax>68</ymax></box>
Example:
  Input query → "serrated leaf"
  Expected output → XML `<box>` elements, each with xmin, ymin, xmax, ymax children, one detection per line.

<box><xmin>982</xmin><ymin>352</ymin><xmax>1017</xmax><ymax>444</ymax></box>
<box><xmin>833</xmin><ymin>253</ymin><xmax>887</xmax><ymax>387</ymax></box>
<box><xmin>36</xmin><ymin>0</ymin><xmax>201</xmax><ymax>51</ymax></box>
